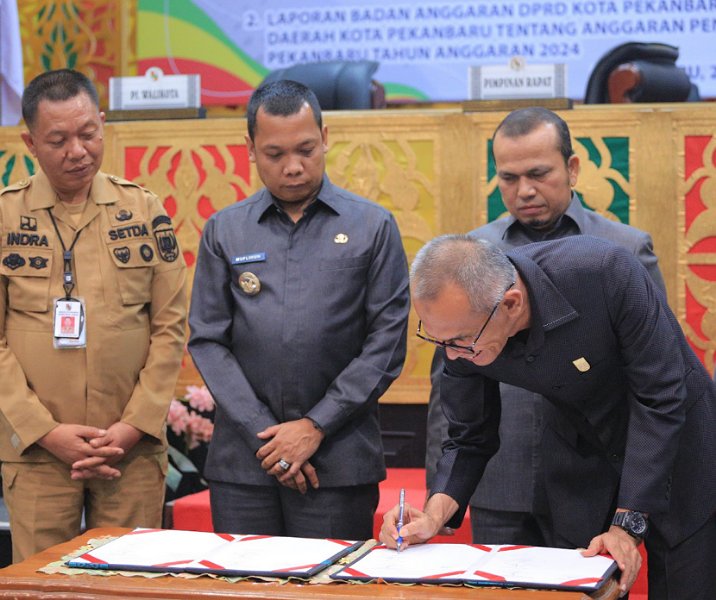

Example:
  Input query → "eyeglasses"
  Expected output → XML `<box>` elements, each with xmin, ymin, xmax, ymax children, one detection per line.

<box><xmin>416</xmin><ymin>282</ymin><xmax>515</xmax><ymax>357</ymax></box>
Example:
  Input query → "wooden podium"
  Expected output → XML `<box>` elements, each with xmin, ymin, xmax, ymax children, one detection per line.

<box><xmin>0</xmin><ymin>527</ymin><xmax>619</xmax><ymax>600</ymax></box>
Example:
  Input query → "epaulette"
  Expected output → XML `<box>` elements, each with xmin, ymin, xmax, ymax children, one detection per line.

<box><xmin>107</xmin><ymin>174</ymin><xmax>147</xmax><ymax>191</ymax></box>
<box><xmin>0</xmin><ymin>178</ymin><xmax>31</xmax><ymax>196</ymax></box>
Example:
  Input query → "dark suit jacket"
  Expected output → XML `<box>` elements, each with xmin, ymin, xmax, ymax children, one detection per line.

<box><xmin>188</xmin><ymin>177</ymin><xmax>409</xmax><ymax>488</ymax></box>
<box><xmin>431</xmin><ymin>236</ymin><xmax>716</xmax><ymax>548</ymax></box>
<box><xmin>426</xmin><ymin>194</ymin><xmax>665</xmax><ymax>514</ymax></box>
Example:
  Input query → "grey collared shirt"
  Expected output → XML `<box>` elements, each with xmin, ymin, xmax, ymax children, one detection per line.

<box><xmin>188</xmin><ymin>176</ymin><xmax>410</xmax><ymax>486</ymax></box>
<box><xmin>499</xmin><ymin>193</ymin><xmax>665</xmax><ymax>290</ymax></box>
<box><xmin>500</xmin><ymin>193</ymin><xmax>585</xmax><ymax>245</ymax></box>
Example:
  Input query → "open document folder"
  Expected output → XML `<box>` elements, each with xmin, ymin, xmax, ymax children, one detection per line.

<box><xmin>65</xmin><ymin>528</ymin><xmax>362</xmax><ymax>578</ymax></box>
<box><xmin>331</xmin><ymin>542</ymin><xmax>617</xmax><ymax>592</ymax></box>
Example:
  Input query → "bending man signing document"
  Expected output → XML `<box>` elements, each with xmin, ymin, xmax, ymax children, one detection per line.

<box><xmin>381</xmin><ymin>234</ymin><xmax>716</xmax><ymax>599</ymax></box>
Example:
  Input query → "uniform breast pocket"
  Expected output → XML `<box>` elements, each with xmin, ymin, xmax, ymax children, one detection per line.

<box><xmin>553</xmin><ymin>352</ymin><xmax>610</xmax><ymax>388</ymax></box>
<box><xmin>0</xmin><ymin>249</ymin><xmax>53</xmax><ymax>312</ymax></box>
<box><xmin>318</xmin><ymin>255</ymin><xmax>371</xmax><ymax>271</ymax></box>
<box><xmin>318</xmin><ymin>255</ymin><xmax>371</xmax><ymax>300</ymax></box>
<box><xmin>108</xmin><ymin>240</ymin><xmax>159</xmax><ymax>305</ymax></box>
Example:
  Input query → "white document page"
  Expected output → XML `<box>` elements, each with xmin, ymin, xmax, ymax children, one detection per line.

<box><xmin>187</xmin><ymin>534</ymin><xmax>359</xmax><ymax>576</ymax></box>
<box><xmin>332</xmin><ymin>543</ymin><xmax>616</xmax><ymax>591</ymax></box>
<box><xmin>66</xmin><ymin>528</ymin><xmax>241</xmax><ymax>571</ymax></box>
<box><xmin>467</xmin><ymin>545</ymin><xmax>616</xmax><ymax>588</ymax></box>
<box><xmin>335</xmin><ymin>543</ymin><xmax>488</xmax><ymax>580</ymax></box>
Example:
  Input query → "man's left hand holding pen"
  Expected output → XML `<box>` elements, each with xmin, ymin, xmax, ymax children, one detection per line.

<box><xmin>379</xmin><ymin>492</ymin><xmax>460</xmax><ymax>551</ymax></box>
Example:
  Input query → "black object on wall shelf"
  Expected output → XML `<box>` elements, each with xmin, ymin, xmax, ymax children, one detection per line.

<box><xmin>379</xmin><ymin>403</ymin><xmax>427</xmax><ymax>468</ymax></box>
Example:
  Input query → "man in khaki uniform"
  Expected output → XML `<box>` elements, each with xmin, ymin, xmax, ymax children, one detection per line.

<box><xmin>0</xmin><ymin>69</ymin><xmax>187</xmax><ymax>562</ymax></box>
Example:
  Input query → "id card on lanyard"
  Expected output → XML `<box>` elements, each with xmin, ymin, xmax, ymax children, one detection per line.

<box><xmin>48</xmin><ymin>208</ymin><xmax>87</xmax><ymax>349</ymax></box>
<box><xmin>53</xmin><ymin>296</ymin><xmax>87</xmax><ymax>349</ymax></box>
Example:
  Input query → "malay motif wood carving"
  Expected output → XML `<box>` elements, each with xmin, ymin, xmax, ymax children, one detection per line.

<box><xmin>2</xmin><ymin>104</ymin><xmax>716</xmax><ymax>400</ymax></box>
<box><xmin>17</xmin><ymin>0</ymin><xmax>135</xmax><ymax>107</ymax></box>
<box><xmin>326</xmin><ymin>125</ymin><xmax>439</xmax><ymax>402</ymax></box>
<box><xmin>681</xmin><ymin>133</ymin><xmax>716</xmax><ymax>374</ymax></box>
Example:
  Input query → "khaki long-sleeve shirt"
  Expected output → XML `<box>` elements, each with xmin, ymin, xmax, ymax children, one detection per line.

<box><xmin>0</xmin><ymin>170</ymin><xmax>187</xmax><ymax>462</ymax></box>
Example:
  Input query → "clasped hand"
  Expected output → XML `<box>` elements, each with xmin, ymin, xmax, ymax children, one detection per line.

<box><xmin>255</xmin><ymin>418</ymin><xmax>324</xmax><ymax>494</ymax></box>
<box><xmin>38</xmin><ymin>422</ymin><xmax>142</xmax><ymax>480</ymax></box>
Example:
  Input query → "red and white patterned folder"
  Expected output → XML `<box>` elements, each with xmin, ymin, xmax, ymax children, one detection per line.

<box><xmin>331</xmin><ymin>543</ymin><xmax>617</xmax><ymax>592</ymax></box>
<box><xmin>66</xmin><ymin>527</ymin><xmax>361</xmax><ymax>579</ymax></box>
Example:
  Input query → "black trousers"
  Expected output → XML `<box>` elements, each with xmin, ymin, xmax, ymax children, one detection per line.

<box><xmin>470</xmin><ymin>506</ymin><xmax>544</xmax><ymax>545</ymax></box>
<box><xmin>208</xmin><ymin>480</ymin><xmax>379</xmax><ymax>541</ymax></box>
<box><xmin>644</xmin><ymin>513</ymin><xmax>716</xmax><ymax>600</ymax></box>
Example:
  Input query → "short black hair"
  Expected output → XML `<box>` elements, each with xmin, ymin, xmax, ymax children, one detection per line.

<box><xmin>493</xmin><ymin>107</ymin><xmax>573</xmax><ymax>165</ymax></box>
<box><xmin>22</xmin><ymin>69</ymin><xmax>100</xmax><ymax>129</ymax></box>
<box><xmin>246</xmin><ymin>80</ymin><xmax>322</xmax><ymax>141</ymax></box>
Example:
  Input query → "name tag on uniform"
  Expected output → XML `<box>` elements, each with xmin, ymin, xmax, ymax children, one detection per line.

<box><xmin>232</xmin><ymin>252</ymin><xmax>266</xmax><ymax>265</ymax></box>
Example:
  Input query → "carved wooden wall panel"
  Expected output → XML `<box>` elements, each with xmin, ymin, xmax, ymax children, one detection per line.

<box><xmin>674</xmin><ymin>111</ymin><xmax>716</xmax><ymax>374</ymax></box>
<box><xmin>2</xmin><ymin>103</ymin><xmax>716</xmax><ymax>401</ymax></box>
<box><xmin>17</xmin><ymin>0</ymin><xmax>136</xmax><ymax>108</ymax></box>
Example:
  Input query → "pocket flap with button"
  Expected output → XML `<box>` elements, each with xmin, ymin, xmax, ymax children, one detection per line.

<box><xmin>319</xmin><ymin>254</ymin><xmax>371</xmax><ymax>271</ymax></box>
<box><xmin>108</xmin><ymin>240</ymin><xmax>159</xmax><ymax>269</ymax></box>
<box><xmin>1</xmin><ymin>248</ymin><xmax>54</xmax><ymax>277</ymax></box>
<box><xmin>107</xmin><ymin>241</ymin><xmax>158</xmax><ymax>305</ymax></box>
<box><xmin>1</xmin><ymin>248</ymin><xmax>53</xmax><ymax>312</ymax></box>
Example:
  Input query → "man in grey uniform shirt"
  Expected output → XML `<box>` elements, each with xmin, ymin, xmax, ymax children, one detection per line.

<box><xmin>425</xmin><ymin>107</ymin><xmax>665</xmax><ymax>545</ymax></box>
<box><xmin>188</xmin><ymin>80</ymin><xmax>410</xmax><ymax>539</ymax></box>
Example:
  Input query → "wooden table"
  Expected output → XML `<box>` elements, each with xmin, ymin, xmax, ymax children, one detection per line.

<box><xmin>0</xmin><ymin>528</ymin><xmax>619</xmax><ymax>600</ymax></box>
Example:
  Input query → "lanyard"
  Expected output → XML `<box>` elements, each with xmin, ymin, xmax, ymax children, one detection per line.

<box><xmin>47</xmin><ymin>208</ymin><xmax>83</xmax><ymax>299</ymax></box>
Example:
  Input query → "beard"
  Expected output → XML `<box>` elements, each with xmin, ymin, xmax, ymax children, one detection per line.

<box><xmin>524</xmin><ymin>215</ymin><xmax>558</xmax><ymax>231</ymax></box>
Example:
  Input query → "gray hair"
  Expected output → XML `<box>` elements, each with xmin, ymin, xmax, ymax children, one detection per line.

<box><xmin>411</xmin><ymin>234</ymin><xmax>517</xmax><ymax>314</ymax></box>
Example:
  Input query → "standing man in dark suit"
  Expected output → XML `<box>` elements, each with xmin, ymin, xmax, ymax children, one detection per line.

<box><xmin>188</xmin><ymin>80</ymin><xmax>410</xmax><ymax>540</ymax></box>
<box><xmin>384</xmin><ymin>234</ymin><xmax>716</xmax><ymax>599</ymax></box>
<box><xmin>425</xmin><ymin>107</ymin><xmax>665</xmax><ymax>546</ymax></box>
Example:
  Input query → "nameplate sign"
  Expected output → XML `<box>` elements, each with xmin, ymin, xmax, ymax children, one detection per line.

<box><xmin>469</xmin><ymin>60</ymin><xmax>566</xmax><ymax>101</ymax></box>
<box><xmin>109</xmin><ymin>68</ymin><xmax>201</xmax><ymax>111</ymax></box>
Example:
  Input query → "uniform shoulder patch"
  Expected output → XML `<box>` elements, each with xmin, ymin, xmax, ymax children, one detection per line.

<box><xmin>152</xmin><ymin>215</ymin><xmax>172</xmax><ymax>229</ymax></box>
<box><xmin>0</xmin><ymin>179</ymin><xmax>31</xmax><ymax>195</ymax></box>
<box><xmin>154</xmin><ymin>227</ymin><xmax>179</xmax><ymax>262</ymax></box>
<box><xmin>107</xmin><ymin>174</ymin><xmax>145</xmax><ymax>191</ymax></box>
<box><xmin>152</xmin><ymin>214</ymin><xmax>179</xmax><ymax>262</ymax></box>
